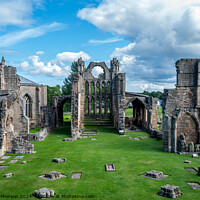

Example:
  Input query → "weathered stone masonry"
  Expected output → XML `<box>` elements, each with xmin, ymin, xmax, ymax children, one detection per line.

<box><xmin>71</xmin><ymin>58</ymin><xmax>158</xmax><ymax>138</ymax></box>
<box><xmin>162</xmin><ymin>59</ymin><xmax>200</xmax><ymax>153</ymax></box>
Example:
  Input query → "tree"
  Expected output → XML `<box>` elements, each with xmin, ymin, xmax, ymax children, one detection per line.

<box><xmin>47</xmin><ymin>85</ymin><xmax>61</xmax><ymax>106</ymax></box>
<box><xmin>62</xmin><ymin>61</ymin><xmax>77</xmax><ymax>95</ymax></box>
<box><xmin>141</xmin><ymin>90</ymin><xmax>163</xmax><ymax>100</ymax></box>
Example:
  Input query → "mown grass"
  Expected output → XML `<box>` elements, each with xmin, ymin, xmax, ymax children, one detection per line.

<box><xmin>29</xmin><ymin>128</ymin><xmax>41</xmax><ymax>134</ymax></box>
<box><xmin>0</xmin><ymin>125</ymin><xmax>199</xmax><ymax>200</ymax></box>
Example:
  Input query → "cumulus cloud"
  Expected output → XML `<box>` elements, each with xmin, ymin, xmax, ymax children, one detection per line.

<box><xmin>20</xmin><ymin>50</ymin><xmax>91</xmax><ymax>77</ymax></box>
<box><xmin>0</xmin><ymin>0</ymin><xmax>43</xmax><ymax>27</ymax></box>
<box><xmin>78</xmin><ymin>0</ymin><xmax>200</xmax><ymax>92</ymax></box>
<box><xmin>56</xmin><ymin>51</ymin><xmax>91</xmax><ymax>62</ymax></box>
<box><xmin>0</xmin><ymin>22</ymin><xmax>64</xmax><ymax>47</ymax></box>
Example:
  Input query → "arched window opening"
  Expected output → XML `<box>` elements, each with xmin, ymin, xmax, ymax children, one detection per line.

<box><xmin>102</xmin><ymin>81</ymin><xmax>105</xmax><ymax>95</ymax></box>
<box><xmin>91</xmin><ymin>97</ymin><xmax>95</xmax><ymax>114</ymax></box>
<box><xmin>91</xmin><ymin>81</ymin><xmax>95</xmax><ymax>95</ymax></box>
<box><xmin>85</xmin><ymin>82</ymin><xmax>89</xmax><ymax>95</ymax></box>
<box><xmin>85</xmin><ymin>97</ymin><xmax>89</xmax><ymax>114</ymax></box>
<box><xmin>96</xmin><ymin>82</ymin><xmax>100</xmax><ymax>95</ymax></box>
<box><xmin>91</xmin><ymin>66</ymin><xmax>104</xmax><ymax>78</ymax></box>
<box><xmin>96</xmin><ymin>97</ymin><xmax>100</xmax><ymax>114</ymax></box>
<box><xmin>107</xmin><ymin>81</ymin><xmax>110</xmax><ymax>94</ymax></box>
<box><xmin>107</xmin><ymin>98</ymin><xmax>110</xmax><ymax>113</ymax></box>
<box><xmin>102</xmin><ymin>97</ymin><xmax>105</xmax><ymax>114</ymax></box>
<box><xmin>24</xmin><ymin>94</ymin><xmax>32</xmax><ymax>118</ymax></box>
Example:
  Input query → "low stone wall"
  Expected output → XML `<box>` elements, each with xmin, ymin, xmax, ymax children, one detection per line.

<box><xmin>12</xmin><ymin>136</ymin><xmax>34</xmax><ymax>154</ymax></box>
<box><xmin>27</xmin><ymin>127</ymin><xmax>51</xmax><ymax>141</ymax></box>
<box><xmin>150</xmin><ymin>129</ymin><xmax>162</xmax><ymax>140</ymax></box>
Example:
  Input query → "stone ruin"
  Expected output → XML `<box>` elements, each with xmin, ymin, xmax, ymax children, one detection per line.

<box><xmin>0</xmin><ymin>56</ymin><xmax>158</xmax><ymax>157</ymax></box>
<box><xmin>39</xmin><ymin>171</ymin><xmax>66</xmax><ymax>180</ymax></box>
<box><xmin>141</xmin><ymin>170</ymin><xmax>169</xmax><ymax>180</ymax></box>
<box><xmin>158</xmin><ymin>184</ymin><xmax>181</xmax><ymax>199</ymax></box>
<box><xmin>162</xmin><ymin>59</ymin><xmax>200</xmax><ymax>153</ymax></box>
<box><xmin>0</xmin><ymin>57</ymin><xmax>34</xmax><ymax>156</ymax></box>
<box><xmin>68</xmin><ymin>57</ymin><xmax>157</xmax><ymax>138</ymax></box>
<box><xmin>33</xmin><ymin>188</ymin><xmax>54</xmax><ymax>199</ymax></box>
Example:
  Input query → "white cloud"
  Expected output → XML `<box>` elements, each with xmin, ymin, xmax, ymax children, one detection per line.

<box><xmin>56</xmin><ymin>51</ymin><xmax>91</xmax><ymax>62</ymax></box>
<box><xmin>0</xmin><ymin>22</ymin><xmax>65</xmax><ymax>47</ymax></box>
<box><xmin>20</xmin><ymin>50</ymin><xmax>91</xmax><ymax>77</ymax></box>
<box><xmin>21</xmin><ymin>61</ymin><xmax>29</xmax><ymax>71</ymax></box>
<box><xmin>78</xmin><ymin>0</ymin><xmax>200</xmax><ymax>91</ymax></box>
<box><xmin>0</xmin><ymin>0</ymin><xmax>43</xmax><ymax>27</ymax></box>
<box><xmin>89</xmin><ymin>37</ymin><xmax>123</xmax><ymax>45</ymax></box>
<box><xmin>36</xmin><ymin>51</ymin><xmax>44</xmax><ymax>55</ymax></box>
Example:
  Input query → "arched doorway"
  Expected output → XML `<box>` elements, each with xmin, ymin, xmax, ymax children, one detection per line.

<box><xmin>125</xmin><ymin>98</ymin><xmax>148</xmax><ymax>131</ymax></box>
<box><xmin>176</xmin><ymin>112</ymin><xmax>198</xmax><ymax>152</ymax></box>
<box><xmin>56</xmin><ymin>96</ymin><xmax>72</xmax><ymax>126</ymax></box>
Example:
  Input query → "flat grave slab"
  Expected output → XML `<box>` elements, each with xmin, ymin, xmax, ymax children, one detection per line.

<box><xmin>3</xmin><ymin>173</ymin><xmax>13</xmax><ymax>178</ymax></box>
<box><xmin>187</xmin><ymin>182</ymin><xmax>200</xmax><ymax>190</ymax></box>
<box><xmin>134</xmin><ymin>137</ymin><xmax>141</xmax><ymax>141</ymax></box>
<box><xmin>91</xmin><ymin>138</ymin><xmax>97</xmax><ymax>140</ymax></box>
<box><xmin>0</xmin><ymin>166</ymin><xmax>8</xmax><ymax>171</ymax></box>
<box><xmin>140</xmin><ymin>136</ymin><xmax>148</xmax><ymax>139</ymax></box>
<box><xmin>81</xmin><ymin>129</ymin><xmax>99</xmax><ymax>136</ymax></box>
<box><xmin>119</xmin><ymin>134</ymin><xmax>128</xmax><ymax>137</ymax></box>
<box><xmin>52</xmin><ymin>158</ymin><xmax>66</xmax><ymax>163</ymax></box>
<box><xmin>141</xmin><ymin>170</ymin><xmax>169</xmax><ymax>180</ymax></box>
<box><xmin>71</xmin><ymin>172</ymin><xmax>82</xmax><ymax>179</ymax></box>
<box><xmin>192</xmin><ymin>154</ymin><xmax>198</xmax><ymax>158</ymax></box>
<box><xmin>185</xmin><ymin>168</ymin><xmax>197</xmax><ymax>174</ymax></box>
<box><xmin>39</xmin><ymin>171</ymin><xmax>66</xmax><ymax>181</ymax></box>
<box><xmin>1</xmin><ymin>156</ymin><xmax>11</xmax><ymax>160</ymax></box>
<box><xmin>83</xmin><ymin>136</ymin><xmax>88</xmax><ymax>138</ymax></box>
<box><xmin>63</xmin><ymin>138</ymin><xmax>75</xmax><ymax>141</ymax></box>
<box><xmin>8</xmin><ymin>160</ymin><xmax>18</xmax><ymax>164</ymax></box>
<box><xmin>105</xmin><ymin>164</ymin><xmax>116</xmax><ymax>172</ymax></box>
<box><xmin>0</xmin><ymin>161</ymin><xmax>5</xmax><ymax>164</ymax></box>
<box><xmin>184</xmin><ymin>160</ymin><xmax>192</xmax><ymax>163</ymax></box>
<box><xmin>14</xmin><ymin>155</ymin><xmax>24</xmax><ymax>159</ymax></box>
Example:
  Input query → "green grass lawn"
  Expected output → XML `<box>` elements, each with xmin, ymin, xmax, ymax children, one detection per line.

<box><xmin>0</xmin><ymin>125</ymin><xmax>199</xmax><ymax>200</ymax></box>
<box><xmin>29</xmin><ymin>128</ymin><xmax>41</xmax><ymax>134</ymax></box>
<box><xmin>125</xmin><ymin>108</ymin><xmax>133</xmax><ymax>116</ymax></box>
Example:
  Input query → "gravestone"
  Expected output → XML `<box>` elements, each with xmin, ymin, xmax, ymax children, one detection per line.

<box><xmin>39</xmin><ymin>171</ymin><xmax>66</xmax><ymax>180</ymax></box>
<box><xmin>52</xmin><ymin>158</ymin><xmax>66</xmax><ymax>163</ymax></box>
<box><xmin>185</xmin><ymin>168</ymin><xmax>197</xmax><ymax>174</ymax></box>
<box><xmin>91</xmin><ymin>138</ymin><xmax>97</xmax><ymax>140</ymax></box>
<box><xmin>192</xmin><ymin>154</ymin><xmax>198</xmax><ymax>158</ymax></box>
<box><xmin>105</xmin><ymin>164</ymin><xmax>116</xmax><ymax>172</ymax></box>
<box><xmin>3</xmin><ymin>173</ymin><xmax>13</xmax><ymax>178</ymax></box>
<box><xmin>14</xmin><ymin>155</ymin><xmax>24</xmax><ymax>159</ymax></box>
<box><xmin>134</xmin><ymin>137</ymin><xmax>141</xmax><ymax>141</ymax></box>
<box><xmin>63</xmin><ymin>138</ymin><xmax>75</xmax><ymax>141</ymax></box>
<box><xmin>184</xmin><ymin>160</ymin><xmax>191</xmax><ymax>163</ymax></box>
<box><xmin>8</xmin><ymin>160</ymin><xmax>18</xmax><ymax>164</ymax></box>
<box><xmin>141</xmin><ymin>170</ymin><xmax>169</xmax><ymax>180</ymax></box>
<box><xmin>0</xmin><ymin>166</ymin><xmax>8</xmax><ymax>171</ymax></box>
<box><xmin>0</xmin><ymin>161</ymin><xmax>5</xmax><ymax>164</ymax></box>
<box><xmin>33</xmin><ymin>188</ymin><xmax>55</xmax><ymax>199</ymax></box>
<box><xmin>83</xmin><ymin>136</ymin><xmax>88</xmax><ymax>138</ymax></box>
<box><xmin>1</xmin><ymin>156</ymin><xmax>11</xmax><ymax>159</ymax></box>
<box><xmin>158</xmin><ymin>184</ymin><xmax>181</xmax><ymax>198</ymax></box>
<box><xmin>21</xmin><ymin>161</ymin><xmax>27</xmax><ymax>164</ymax></box>
<box><xmin>71</xmin><ymin>172</ymin><xmax>82</xmax><ymax>179</ymax></box>
<box><xmin>187</xmin><ymin>182</ymin><xmax>200</xmax><ymax>190</ymax></box>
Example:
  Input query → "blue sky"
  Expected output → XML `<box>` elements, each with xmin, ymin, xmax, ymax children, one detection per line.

<box><xmin>1</xmin><ymin>0</ymin><xmax>200</xmax><ymax>92</ymax></box>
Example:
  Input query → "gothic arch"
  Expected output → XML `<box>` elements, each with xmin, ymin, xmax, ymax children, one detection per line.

<box><xmin>23</xmin><ymin>94</ymin><xmax>32</xmax><ymax>118</ymax></box>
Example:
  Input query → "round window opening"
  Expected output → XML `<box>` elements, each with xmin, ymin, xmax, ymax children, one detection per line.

<box><xmin>91</xmin><ymin>66</ymin><xmax>104</xmax><ymax>78</ymax></box>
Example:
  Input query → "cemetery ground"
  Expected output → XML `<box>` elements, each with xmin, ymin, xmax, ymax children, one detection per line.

<box><xmin>0</xmin><ymin>124</ymin><xmax>200</xmax><ymax>199</ymax></box>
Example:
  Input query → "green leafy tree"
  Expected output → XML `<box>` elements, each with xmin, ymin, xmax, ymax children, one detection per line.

<box><xmin>62</xmin><ymin>62</ymin><xmax>77</xmax><ymax>112</ymax></box>
<box><xmin>141</xmin><ymin>90</ymin><xmax>163</xmax><ymax>100</ymax></box>
<box><xmin>47</xmin><ymin>85</ymin><xmax>61</xmax><ymax>106</ymax></box>
<box><xmin>62</xmin><ymin>61</ymin><xmax>77</xmax><ymax>95</ymax></box>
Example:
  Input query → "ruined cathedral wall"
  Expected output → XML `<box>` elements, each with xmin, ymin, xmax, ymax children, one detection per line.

<box><xmin>20</xmin><ymin>85</ymin><xmax>47</xmax><ymax>128</ymax></box>
<box><xmin>162</xmin><ymin>59</ymin><xmax>200</xmax><ymax>153</ymax></box>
